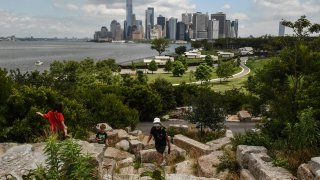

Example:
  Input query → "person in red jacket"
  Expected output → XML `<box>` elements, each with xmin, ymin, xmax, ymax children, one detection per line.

<box><xmin>36</xmin><ymin>102</ymin><xmax>69</xmax><ymax>138</ymax></box>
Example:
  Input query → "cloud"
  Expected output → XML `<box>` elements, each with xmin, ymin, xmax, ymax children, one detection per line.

<box><xmin>231</xmin><ymin>13</ymin><xmax>250</xmax><ymax>21</ymax></box>
<box><xmin>222</xmin><ymin>4</ymin><xmax>231</xmax><ymax>10</ymax></box>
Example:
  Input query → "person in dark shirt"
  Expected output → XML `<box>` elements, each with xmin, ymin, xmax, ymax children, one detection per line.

<box><xmin>96</xmin><ymin>124</ymin><xmax>108</xmax><ymax>146</ymax></box>
<box><xmin>147</xmin><ymin>117</ymin><xmax>171</xmax><ymax>166</ymax></box>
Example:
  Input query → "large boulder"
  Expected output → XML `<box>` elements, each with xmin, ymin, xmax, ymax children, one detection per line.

<box><xmin>0</xmin><ymin>143</ymin><xmax>46</xmax><ymax>180</ymax></box>
<box><xmin>166</xmin><ymin>174</ymin><xmax>219</xmax><ymax>180</ymax></box>
<box><xmin>113</xmin><ymin>129</ymin><xmax>129</xmax><ymax>140</ymax></box>
<box><xmin>166</xmin><ymin>144</ymin><xmax>187</xmax><ymax>165</ymax></box>
<box><xmin>237</xmin><ymin>145</ymin><xmax>295</xmax><ymax>180</ymax></box>
<box><xmin>129</xmin><ymin>139</ymin><xmax>144</xmax><ymax>155</ymax></box>
<box><xmin>106</xmin><ymin>131</ymin><xmax>120</xmax><ymax>147</ymax></box>
<box><xmin>101</xmin><ymin>158</ymin><xmax>116</xmax><ymax>179</ymax></box>
<box><xmin>117</xmin><ymin>157</ymin><xmax>134</xmax><ymax>168</ymax></box>
<box><xmin>206</xmin><ymin>137</ymin><xmax>231</xmax><ymax>151</ymax></box>
<box><xmin>173</xmin><ymin>134</ymin><xmax>211</xmax><ymax>158</ymax></box>
<box><xmin>175</xmin><ymin>160</ymin><xmax>195</xmax><ymax>175</ymax></box>
<box><xmin>297</xmin><ymin>163</ymin><xmax>314</xmax><ymax>180</ymax></box>
<box><xmin>197</xmin><ymin>151</ymin><xmax>223</xmax><ymax>178</ymax></box>
<box><xmin>140</xmin><ymin>149</ymin><xmax>158</xmax><ymax>163</ymax></box>
<box><xmin>104</xmin><ymin>147</ymin><xmax>134</xmax><ymax>161</ymax></box>
<box><xmin>96</xmin><ymin>123</ymin><xmax>113</xmax><ymax>131</ymax></box>
<box><xmin>240</xmin><ymin>169</ymin><xmax>255</xmax><ymax>180</ymax></box>
<box><xmin>308</xmin><ymin>157</ymin><xmax>320</xmax><ymax>178</ymax></box>
<box><xmin>237</xmin><ymin>110</ymin><xmax>252</xmax><ymax>122</ymax></box>
<box><xmin>115</xmin><ymin>140</ymin><xmax>130</xmax><ymax>151</ymax></box>
<box><xmin>128</xmin><ymin>130</ymin><xmax>144</xmax><ymax>141</ymax></box>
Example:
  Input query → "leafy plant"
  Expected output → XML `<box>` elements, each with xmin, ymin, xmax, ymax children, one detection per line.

<box><xmin>26</xmin><ymin>135</ymin><xmax>96</xmax><ymax>180</ymax></box>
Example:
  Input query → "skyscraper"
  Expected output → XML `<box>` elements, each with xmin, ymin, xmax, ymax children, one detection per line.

<box><xmin>279</xmin><ymin>22</ymin><xmax>285</xmax><ymax>36</ymax></box>
<box><xmin>211</xmin><ymin>12</ymin><xmax>226</xmax><ymax>38</ymax></box>
<box><xmin>110</xmin><ymin>20</ymin><xmax>118</xmax><ymax>40</ymax></box>
<box><xmin>168</xmin><ymin>17</ymin><xmax>177</xmax><ymax>40</ymax></box>
<box><xmin>157</xmin><ymin>15</ymin><xmax>166</xmax><ymax>30</ymax></box>
<box><xmin>234</xmin><ymin>19</ymin><xmax>239</xmax><ymax>38</ymax></box>
<box><xmin>192</xmin><ymin>12</ymin><xmax>208</xmax><ymax>39</ymax></box>
<box><xmin>126</xmin><ymin>0</ymin><xmax>133</xmax><ymax>40</ymax></box>
<box><xmin>176</xmin><ymin>22</ymin><xmax>186</xmax><ymax>40</ymax></box>
<box><xmin>208</xmin><ymin>19</ymin><xmax>219</xmax><ymax>40</ymax></box>
<box><xmin>225</xmin><ymin>20</ymin><xmax>231</xmax><ymax>38</ymax></box>
<box><xmin>145</xmin><ymin>7</ymin><xmax>154</xmax><ymax>40</ymax></box>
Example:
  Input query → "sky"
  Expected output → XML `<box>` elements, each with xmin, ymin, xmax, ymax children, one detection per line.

<box><xmin>0</xmin><ymin>0</ymin><xmax>319</xmax><ymax>38</ymax></box>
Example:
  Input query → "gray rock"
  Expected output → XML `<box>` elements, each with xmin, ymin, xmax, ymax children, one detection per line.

<box><xmin>104</xmin><ymin>147</ymin><xmax>135</xmax><ymax>161</ymax></box>
<box><xmin>101</xmin><ymin>158</ymin><xmax>116</xmax><ymax>179</ymax></box>
<box><xmin>140</xmin><ymin>149</ymin><xmax>158</xmax><ymax>163</ymax></box>
<box><xmin>0</xmin><ymin>143</ymin><xmax>46</xmax><ymax>180</ymax></box>
<box><xmin>129</xmin><ymin>139</ymin><xmax>144</xmax><ymax>155</ymax></box>
<box><xmin>115</xmin><ymin>140</ymin><xmax>130</xmax><ymax>151</ymax></box>
<box><xmin>166</xmin><ymin>144</ymin><xmax>186</xmax><ymax>165</ymax></box>
<box><xmin>175</xmin><ymin>160</ymin><xmax>195</xmax><ymax>175</ymax></box>
<box><xmin>96</xmin><ymin>123</ymin><xmax>113</xmax><ymax>131</ymax></box>
<box><xmin>173</xmin><ymin>134</ymin><xmax>211</xmax><ymax>158</ymax></box>
<box><xmin>117</xmin><ymin>157</ymin><xmax>134</xmax><ymax>168</ymax></box>
<box><xmin>225</xmin><ymin>129</ymin><xmax>233</xmax><ymax>138</ymax></box>
<box><xmin>308</xmin><ymin>157</ymin><xmax>320</xmax><ymax>175</ymax></box>
<box><xmin>240</xmin><ymin>169</ymin><xmax>256</xmax><ymax>180</ymax></box>
<box><xmin>114</xmin><ymin>129</ymin><xmax>129</xmax><ymax>140</ymax></box>
<box><xmin>236</xmin><ymin>145</ymin><xmax>268</xmax><ymax>169</ymax></box>
<box><xmin>197</xmin><ymin>151</ymin><xmax>223</xmax><ymax>178</ymax></box>
<box><xmin>118</xmin><ymin>165</ymin><xmax>136</xmax><ymax>174</ymax></box>
<box><xmin>206</xmin><ymin>137</ymin><xmax>231</xmax><ymax>151</ymax></box>
<box><xmin>297</xmin><ymin>163</ymin><xmax>314</xmax><ymax>180</ymax></box>
<box><xmin>166</xmin><ymin>174</ymin><xmax>219</xmax><ymax>180</ymax></box>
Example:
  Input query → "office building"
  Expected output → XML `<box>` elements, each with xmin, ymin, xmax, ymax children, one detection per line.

<box><xmin>110</xmin><ymin>20</ymin><xmax>118</xmax><ymax>40</ymax></box>
<box><xmin>145</xmin><ymin>8</ymin><xmax>154</xmax><ymax>39</ymax></box>
<box><xmin>157</xmin><ymin>15</ymin><xmax>166</xmax><ymax>30</ymax></box>
<box><xmin>208</xmin><ymin>19</ymin><xmax>219</xmax><ymax>39</ymax></box>
<box><xmin>176</xmin><ymin>22</ymin><xmax>186</xmax><ymax>40</ymax></box>
<box><xmin>192</xmin><ymin>12</ymin><xmax>209</xmax><ymax>39</ymax></box>
<box><xmin>125</xmin><ymin>0</ymin><xmax>133</xmax><ymax>40</ymax></box>
<box><xmin>279</xmin><ymin>22</ymin><xmax>285</xmax><ymax>36</ymax></box>
<box><xmin>225</xmin><ymin>20</ymin><xmax>231</xmax><ymax>38</ymax></box>
<box><xmin>234</xmin><ymin>19</ymin><xmax>239</xmax><ymax>38</ymax></box>
<box><xmin>168</xmin><ymin>17</ymin><xmax>177</xmax><ymax>40</ymax></box>
<box><xmin>211</xmin><ymin>12</ymin><xmax>226</xmax><ymax>38</ymax></box>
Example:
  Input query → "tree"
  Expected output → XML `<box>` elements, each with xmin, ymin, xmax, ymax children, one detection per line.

<box><xmin>191</xmin><ymin>40</ymin><xmax>202</xmax><ymax>49</ymax></box>
<box><xmin>216</xmin><ymin>61</ymin><xmax>235</xmax><ymax>82</ymax></box>
<box><xmin>164</xmin><ymin>59</ymin><xmax>173</xmax><ymax>73</ymax></box>
<box><xmin>172</xmin><ymin>61</ymin><xmax>186</xmax><ymax>77</ymax></box>
<box><xmin>195</xmin><ymin>64</ymin><xmax>213</xmax><ymax>84</ymax></box>
<box><xmin>204</xmin><ymin>55</ymin><xmax>214</xmax><ymax>66</ymax></box>
<box><xmin>176</xmin><ymin>55</ymin><xmax>188</xmax><ymax>70</ymax></box>
<box><xmin>124</xmin><ymin>85</ymin><xmax>162</xmax><ymax>122</ymax></box>
<box><xmin>136</xmin><ymin>70</ymin><xmax>148</xmax><ymax>84</ymax></box>
<box><xmin>186</xmin><ymin>89</ymin><xmax>225</xmax><ymax>131</ymax></box>
<box><xmin>150</xmin><ymin>78</ymin><xmax>177</xmax><ymax>113</ymax></box>
<box><xmin>148</xmin><ymin>60</ymin><xmax>158</xmax><ymax>74</ymax></box>
<box><xmin>150</xmin><ymin>38</ymin><xmax>170</xmax><ymax>56</ymax></box>
<box><xmin>175</xmin><ymin>46</ymin><xmax>187</xmax><ymax>55</ymax></box>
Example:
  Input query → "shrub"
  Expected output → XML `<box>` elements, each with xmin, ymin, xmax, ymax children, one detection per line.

<box><xmin>231</xmin><ymin>130</ymin><xmax>272</xmax><ymax>150</ymax></box>
<box><xmin>26</xmin><ymin>135</ymin><xmax>96</xmax><ymax>179</ymax></box>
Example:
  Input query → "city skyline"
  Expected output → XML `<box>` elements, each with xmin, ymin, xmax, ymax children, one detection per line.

<box><xmin>0</xmin><ymin>0</ymin><xmax>319</xmax><ymax>38</ymax></box>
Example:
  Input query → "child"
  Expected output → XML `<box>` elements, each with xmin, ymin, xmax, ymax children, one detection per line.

<box><xmin>96</xmin><ymin>124</ymin><xmax>109</xmax><ymax>146</ymax></box>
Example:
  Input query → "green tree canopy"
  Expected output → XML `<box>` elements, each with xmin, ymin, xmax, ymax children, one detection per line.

<box><xmin>175</xmin><ymin>46</ymin><xmax>187</xmax><ymax>55</ymax></box>
<box><xmin>150</xmin><ymin>38</ymin><xmax>170</xmax><ymax>56</ymax></box>
<box><xmin>195</xmin><ymin>64</ymin><xmax>213</xmax><ymax>83</ymax></box>
<box><xmin>216</xmin><ymin>61</ymin><xmax>236</xmax><ymax>82</ymax></box>
<box><xmin>172</xmin><ymin>61</ymin><xmax>186</xmax><ymax>77</ymax></box>
<box><xmin>164</xmin><ymin>59</ymin><xmax>173</xmax><ymax>73</ymax></box>
<box><xmin>148</xmin><ymin>60</ymin><xmax>158</xmax><ymax>74</ymax></box>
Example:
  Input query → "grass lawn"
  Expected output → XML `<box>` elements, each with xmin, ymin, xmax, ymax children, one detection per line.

<box><xmin>128</xmin><ymin>57</ymin><xmax>272</xmax><ymax>92</ymax></box>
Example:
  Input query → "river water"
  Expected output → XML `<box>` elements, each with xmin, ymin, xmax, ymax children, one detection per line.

<box><xmin>0</xmin><ymin>40</ymin><xmax>190</xmax><ymax>73</ymax></box>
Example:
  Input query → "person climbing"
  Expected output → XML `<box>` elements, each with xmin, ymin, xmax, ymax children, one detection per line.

<box><xmin>147</xmin><ymin>117</ymin><xmax>171</xmax><ymax>166</ymax></box>
<box><xmin>36</xmin><ymin>102</ymin><xmax>69</xmax><ymax>139</ymax></box>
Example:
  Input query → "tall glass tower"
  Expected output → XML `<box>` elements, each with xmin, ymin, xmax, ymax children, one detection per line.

<box><xmin>126</xmin><ymin>0</ymin><xmax>133</xmax><ymax>39</ymax></box>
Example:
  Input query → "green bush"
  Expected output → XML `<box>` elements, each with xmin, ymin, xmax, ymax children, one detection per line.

<box><xmin>231</xmin><ymin>130</ymin><xmax>273</xmax><ymax>150</ymax></box>
<box><xmin>26</xmin><ymin>135</ymin><xmax>96</xmax><ymax>180</ymax></box>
